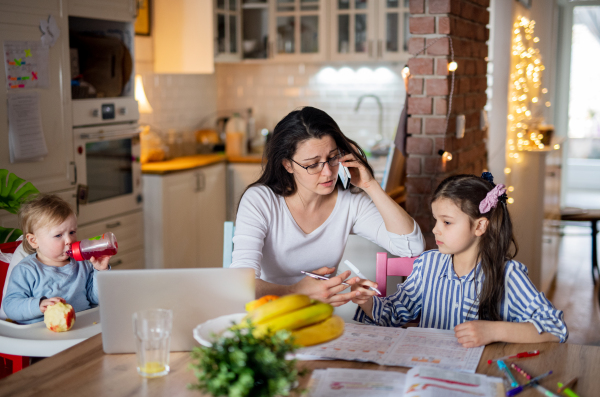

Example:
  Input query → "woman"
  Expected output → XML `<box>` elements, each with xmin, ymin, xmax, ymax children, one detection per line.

<box><xmin>231</xmin><ymin>107</ymin><xmax>425</xmax><ymax>306</ymax></box>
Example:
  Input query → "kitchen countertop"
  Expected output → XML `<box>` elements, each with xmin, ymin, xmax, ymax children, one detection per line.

<box><xmin>141</xmin><ymin>154</ymin><xmax>263</xmax><ymax>174</ymax></box>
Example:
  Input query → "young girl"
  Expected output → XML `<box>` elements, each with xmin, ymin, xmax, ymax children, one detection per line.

<box><xmin>3</xmin><ymin>194</ymin><xmax>111</xmax><ymax>324</ymax></box>
<box><xmin>351</xmin><ymin>173</ymin><xmax>568</xmax><ymax>347</ymax></box>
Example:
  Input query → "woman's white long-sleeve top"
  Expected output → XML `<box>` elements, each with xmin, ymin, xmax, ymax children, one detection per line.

<box><xmin>230</xmin><ymin>185</ymin><xmax>426</xmax><ymax>285</ymax></box>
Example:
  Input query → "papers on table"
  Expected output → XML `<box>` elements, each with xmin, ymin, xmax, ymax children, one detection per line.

<box><xmin>7</xmin><ymin>91</ymin><xmax>48</xmax><ymax>162</ymax></box>
<box><xmin>297</xmin><ymin>325</ymin><xmax>484</xmax><ymax>373</ymax></box>
<box><xmin>309</xmin><ymin>367</ymin><xmax>504</xmax><ymax>397</ymax></box>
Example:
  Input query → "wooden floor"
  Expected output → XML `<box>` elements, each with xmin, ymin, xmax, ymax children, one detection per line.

<box><xmin>547</xmin><ymin>224</ymin><xmax>600</xmax><ymax>345</ymax></box>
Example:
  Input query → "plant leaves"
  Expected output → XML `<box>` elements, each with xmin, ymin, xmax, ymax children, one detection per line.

<box><xmin>188</xmin><ymin>320</ymin><xmax>301</xmax><ymax>397</ymax></box>
<box><xmin>0</xmin><ymin>169</ymin><xmax>39</xmax><ymax>215</ymax></box>
<box><xmin>0</xmin><ymin>227</ymin><xmax>23</xmax><ymax>244</ymax></box>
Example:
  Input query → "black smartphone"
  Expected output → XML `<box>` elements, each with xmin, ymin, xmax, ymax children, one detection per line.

<box><xmin>338</xmin><ymin>164</ymin><xmax>351</xmax><ymax>189</ymax></box>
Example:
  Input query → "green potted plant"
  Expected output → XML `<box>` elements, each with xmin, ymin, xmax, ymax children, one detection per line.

<box><xmin>0</xmin><ymin>169</ymin><xmax>39</xmax><ymax>243</ymax></box>
<box><xmin>189</xmin><ymin>321</ymin><xmax>303</xmax><ymax>397</ymax></box>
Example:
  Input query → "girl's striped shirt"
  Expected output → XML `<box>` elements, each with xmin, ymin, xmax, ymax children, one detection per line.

<box><xmin>354</xmin><ymin>249</ymin><xmax>568</xmax><ymax>342</ymax></box>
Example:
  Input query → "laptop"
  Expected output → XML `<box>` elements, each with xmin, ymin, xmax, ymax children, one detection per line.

<box><xmin>97</xmin><ymin>268</ymin><xmax>255</xmax><ymax>353</ymax></box>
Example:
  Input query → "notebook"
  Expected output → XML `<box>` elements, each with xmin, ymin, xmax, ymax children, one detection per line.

<box><xmin>97</xmin><ymin>268</ymin><xmax>255</xmax><ymax>353</ymax></box>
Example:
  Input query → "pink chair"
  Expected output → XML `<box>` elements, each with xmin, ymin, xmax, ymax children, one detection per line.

<box><xmin>375</xmin><ymin>252</ymin><xmax>418</xmax><ymax>297</ymax></box>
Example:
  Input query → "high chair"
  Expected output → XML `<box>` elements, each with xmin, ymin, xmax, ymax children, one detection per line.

<box><xmin>0</xmin><ymin>241</ymin><xmax>101</xmax><ymax>379</ymax></box>
<box><xmin>375</xmin><ymin>252</ymin><xmax>418</xmax><ymax>297</ymax></box>
<box><xmin>0</xmin><ymin>240</ymin><xmax>28</xmax><ymax>377</ymax></box>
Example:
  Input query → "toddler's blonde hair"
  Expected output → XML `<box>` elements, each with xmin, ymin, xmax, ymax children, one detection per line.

<box><xmin>18</xmin><ymin>194</ymin><xmax>75</xmax><ymax>254</ymax></box>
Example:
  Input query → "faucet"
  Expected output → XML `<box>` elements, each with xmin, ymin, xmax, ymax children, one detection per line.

<box><xmin>355</xmin><ymin>94</ymin><xmax>384</xmax><ymax>142</ymax></box>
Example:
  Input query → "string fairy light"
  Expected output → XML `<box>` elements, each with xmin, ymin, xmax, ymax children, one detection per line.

<box><xmin>505</xmin><ymin>16</ymin><xmax>557</xmax><ymax>204</ymax></box>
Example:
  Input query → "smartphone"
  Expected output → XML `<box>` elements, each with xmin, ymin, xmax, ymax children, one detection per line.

<box><xmin>338</xmin><ymin>164</ymin><xmax>351</xmax><ymax>189</ymax></box>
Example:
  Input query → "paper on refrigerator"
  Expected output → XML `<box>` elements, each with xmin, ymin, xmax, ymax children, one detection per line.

<box><xmin>7</xmin><ymin>91</ymin><xmax>48</xmax><ymax>162</ymax></box>
<box><xmin>297</xmin><ymin>325</ymin><xmax>484</xmax><ymax>373</ymax></box>
<box><xmin>4</xmin><ymin>40</ymin><xmax>49</xmax><ymax>89</ymax></box>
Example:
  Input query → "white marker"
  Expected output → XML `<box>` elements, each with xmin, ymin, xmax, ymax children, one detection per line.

<box><xmin>344</xmin><ymin>260</ymin><xmax>382</xmax><ymax>296</ymax></box>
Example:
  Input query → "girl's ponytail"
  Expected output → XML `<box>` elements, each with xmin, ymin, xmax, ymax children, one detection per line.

<box><xmin>432</xmin><ymin>173</ymin><xmax>518</xmax><ymax>321</ymax></box>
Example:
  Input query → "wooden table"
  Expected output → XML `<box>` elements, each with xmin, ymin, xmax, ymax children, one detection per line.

<box><xmin>1</xmin><ymin>334</ymin><xmax>598</xmax><ymax>397</ymax></box>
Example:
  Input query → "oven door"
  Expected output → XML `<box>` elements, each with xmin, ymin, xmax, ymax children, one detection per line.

<box><xmin>74</xmin><ymin>123</ymin><xmax>142</xmax><ymax>225</ymax></box>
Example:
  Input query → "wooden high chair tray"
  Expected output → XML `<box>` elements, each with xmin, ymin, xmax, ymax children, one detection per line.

<box><xmin>0</xmin><ymin>307</ymin><xmax>101</xmax><ymax>357</ymax></box>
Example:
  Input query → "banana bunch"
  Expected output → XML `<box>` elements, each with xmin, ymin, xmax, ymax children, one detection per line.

<box><xmin>243</xmin><ymin>294</ymin><xmax>344</xmax><ymax>346</ymax></box>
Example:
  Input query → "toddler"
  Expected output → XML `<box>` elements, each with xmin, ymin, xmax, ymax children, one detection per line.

<box><xmin>352</xmin><ymin>173</ymin><xmax>567</xmax><ymax>347</ymax></box>
<box><xmin>3</xmin><ymin>194</ymin><xmax>111</xmax><ymax>324</ymax></box>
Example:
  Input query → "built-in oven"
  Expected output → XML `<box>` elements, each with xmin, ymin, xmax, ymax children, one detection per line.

<box><xmin>73</xmin><ymin>98</ymin><xmax>141</xmax><ymax>225</ymax></box>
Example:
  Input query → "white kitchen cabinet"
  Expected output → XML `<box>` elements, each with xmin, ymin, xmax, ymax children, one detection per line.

<box><xmin>67</xmin><ymin>0</ymin><xmax>137</xmax><ymax>22</ymax></box>
<box><xmin>143</xmin><ymin>163</ymin><xmax>226</xmax><ymax>269</ymax></box>
<box><xmin>227</xmin><ymin>163</ymin><xmax>263</xmax><ymax>221</ymax></box>
<box><xmin>215</xmin><ymin>0</ymin><xmax>243</xmax><ymax>62</ymax></box>
<box><xmin>77</xmin><ymin>210</ymin><xmax>145</xmax><ymax>270</ymax></box>
<box><xmin>153</xmin><ymin>0</ymin><xmax>214</xmax><ymax>73</ymax></box>
<box><xmin>510</xmin><ymin>146</ymin><xmax>562</xmax><ymax>293</ymax></box>
<box><xmin>268</xmin><ymin>0</ymin><xmax>327</xmax><ymax>62</ymax></box>
<box><xmin>0</xmin><ymin>2</ymin><xmax>76</xmax><ymax>194</ymax></box>
<box><xmin>330</xmin><ymin>0</ymin><xmax>410</xmax><ymax>62</ymax></box>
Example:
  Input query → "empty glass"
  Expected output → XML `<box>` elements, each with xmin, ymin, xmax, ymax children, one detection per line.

<box><xmin>133</xmin><ymin>309</ymin><xmax>173</xmax><ymax>378</ymax></box>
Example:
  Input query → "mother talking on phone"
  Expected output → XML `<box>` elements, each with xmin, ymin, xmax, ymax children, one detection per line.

<box><xmin>230</xmin><ymin>107</ymin><xmax>425</xmax><ymax>306</ymax></box>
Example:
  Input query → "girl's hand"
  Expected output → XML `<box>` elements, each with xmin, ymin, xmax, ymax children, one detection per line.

<box><xmin>40</xmin><ymin>297</ymin><xmax>66</xmax><ymax>313</ymax></box>
<box><xmin>291</xmin><ymin>266</ymin><xmax>360</xmax><ymax>307</ymax></box>
<box><xmin>454</xmin><ymin>320</ymin><xmax>498</xmax><ymax>348</ymax></box>
<box><xmin>350</xmin><ymin>279</ymin><xmax>379</xmax><ymax>305</ymax></box>
<box><xmin>340</xmin><ymin>151</ymin><xmax>375</xmax><ymax>191</ymax></box>
<box><xmin>90</xmin><ymin>255</ymin><xmax>111</xmax><ymax>271</ymax></box>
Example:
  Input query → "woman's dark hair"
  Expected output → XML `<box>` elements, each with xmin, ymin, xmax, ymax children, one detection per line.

<box><xmin>431</xmin><ymin>174</ymin><xmax>518</xmax><ymax>321</ymax></box>
<box><xmin>250</xmin><ymin>106</ymin><xmax>374</xmax><ymax>196</ymax></box>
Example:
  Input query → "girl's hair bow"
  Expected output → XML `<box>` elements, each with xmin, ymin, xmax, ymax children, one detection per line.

<box><xmin>479</xmin><ymin>184</ymin><xmax>507</xmax><ymax>214</ymax></box>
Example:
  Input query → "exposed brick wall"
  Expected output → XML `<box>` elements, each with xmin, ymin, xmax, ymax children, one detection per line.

<box><xmin>406</xmin><ymin>0</ymin><xmax>490</xmax><ymax>248</ymax></box>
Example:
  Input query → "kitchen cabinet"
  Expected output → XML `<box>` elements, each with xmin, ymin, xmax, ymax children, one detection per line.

<box><xmin>510</xmin><ymin>145</ymin><xmax>562</xmax><ymax>293</ymax></box>
<box><xmin>153</xmin><ymin>0</ymin><xmax>214</xmax><ymax>73</ymax></box>
<box><xmin>215</xmin><ymin>0</ymin><xmax>243</xmax><ymax>62</ymax></box>
<box><xmin>77</xmin><ymin>210</ymin><xmax>145</xmax><ymax>270</ymax></box>
<box><xmin>0</xmin><ymin>2</ymin><xmax>76</xmax><ymax>194</ymax></box>
<box><xmin>329</xmin><ymin>0</ymin><xmax>410</xmax><ymax>62</ymax></box>
<box><xmin>227</xmin><ymin>162</ymin><xmax>263</xmax><ymax>221</ymax></box>
<box><xmin>67</xmin><ymin>0</ymin><xmax>137</xmax><ymax>22</ymax></box>
<box><xmin>268</xmin><ymin>0</ymin><xmax>327</xmax><ymax>62</ymax></box>
<box><xmin>143</xmin><ymin>163</ymin><xmax>226</xmax><ymax>269</ymax></box>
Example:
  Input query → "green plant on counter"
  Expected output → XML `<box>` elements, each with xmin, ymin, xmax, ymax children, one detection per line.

<box><xmin>0</xmin><ymin>169</ymin><xmax>39</xmax><ymax>243</ymax></box>
<box><xmin>189</xmin><ymin>320</ymin><xmax>304</xmax><ymax>397</ymax></box>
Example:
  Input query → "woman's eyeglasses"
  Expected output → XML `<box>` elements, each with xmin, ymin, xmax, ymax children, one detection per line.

<box><xmin>290</xmin><ymin>152</ymin><xmax>343</xmax><ymax>175</ymax></box>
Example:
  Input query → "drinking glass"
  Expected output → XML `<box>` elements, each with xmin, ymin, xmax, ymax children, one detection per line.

<box><xmin>132</xmin><ymin>309</ymin><xmax>173</xmax><ymax>378</ymax></box>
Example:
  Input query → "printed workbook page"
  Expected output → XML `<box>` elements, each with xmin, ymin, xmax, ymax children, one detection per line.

<box><xmin>403</xmin><ymin>367</ymin><xmax>504</xmax><ymax>397</ymax></box>
<box><xmin>383</xmin><ymin>328</ymin><xmax>484</xmax><ymax>373</ymax></box>
<box><xmin>297</xmin><ymin>325</ymin><xmax>484</xmax><ymax>373</ymax></box>
<box><xmin>310</xmin><ymin>368</ymin><xmax>406</xmax><ymax>397</ymax></box>
<box><xmin>297</xmin><ymin>324</ymin><xmax>405</xmax><ymax>363</ymax></box>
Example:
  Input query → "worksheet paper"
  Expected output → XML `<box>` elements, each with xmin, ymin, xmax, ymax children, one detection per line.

<box><xmin>297</xmin><ymin>325</ymin><xmax>484</xmax><ymax>373</ymax></box>
<box><xmin>309</xmin><ymin>367</ymin><xmax>504</xmax><ymax>397</ymax></box>
<box><xmin>7</xmin><ymin>91</ymin><xmax>48</xmax><ymax>162</ymax></box>
<box><xmin>4</xmin><ymin>40</ymin><xmax>49</xmax><ymax>89</ymax></box>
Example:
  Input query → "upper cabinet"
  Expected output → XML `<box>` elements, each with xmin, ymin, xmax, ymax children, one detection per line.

<box><xmin>269</xmin><ymin>0</ymin><xmax>327</xmax><ymax>62</ymax></box>
<box><xmin>67</xmin><ymin>0</ymin><xmax>137</xmax><ymax>22</ymax></box>
<box><xmin>330</xmin><ymin>0</ymin><xmax>410</xmax><ymax>62</ymax></box>
<box><xmin>215</xmin><ymin>0</ymin><xmax>243</xmax><ymax>62</ymax></box>
<box><xmin>154</xmin><ymin>0</ymin><xmax>214</xmax><ymax>73</ymax></box>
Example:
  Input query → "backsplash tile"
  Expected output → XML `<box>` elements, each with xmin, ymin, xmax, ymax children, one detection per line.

<box><xmin>215</xmin><ymin>63</ymin><xmax>407</xmax><ymax>150</ymax></box>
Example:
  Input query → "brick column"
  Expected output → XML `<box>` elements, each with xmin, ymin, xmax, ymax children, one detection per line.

<box><xmin>406</xmin><ymin>0</ymin><xmax>490</xmax><ymax>248</ymax></box>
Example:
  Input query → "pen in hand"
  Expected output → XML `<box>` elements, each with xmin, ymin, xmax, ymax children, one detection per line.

<box><xmin>344</xmin><ymin>260</ymin><xmax>382</xmax><ymax>296</ymax></box>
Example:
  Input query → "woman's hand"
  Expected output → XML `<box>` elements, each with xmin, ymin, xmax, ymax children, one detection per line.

<box><xmin>40</xmin><ymin>297</ymin><xmax>66</xmax><ymax>313</ymax></box>
<box><xmin>90</xmin><ymin>255</ymin><xmax>111</xmax><ymax>271</ymax></box>
<box><xmin>340</xmin><ymin>151</ymin><xmax>375</xmax><ymax>191</ymax></box>
<box><xmin>454</xmin><ymin>320</ymin><xmax>498</xmax><ymax>348</ymax></box>
<box><xmin>350</xmin><ymin>279</ymin><xmax>379</xmax><ymax>305</ymax></box>
<box><xmin>291</xmin><ymin>266</ymin><xmax>360</xmax><ymax>307</ymax></box>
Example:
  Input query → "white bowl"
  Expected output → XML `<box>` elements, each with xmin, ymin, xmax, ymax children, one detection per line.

<box><xmin>193</xmin><ymin>312</ymin><xmax>247</xmax><ymax>347</ymax></box>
